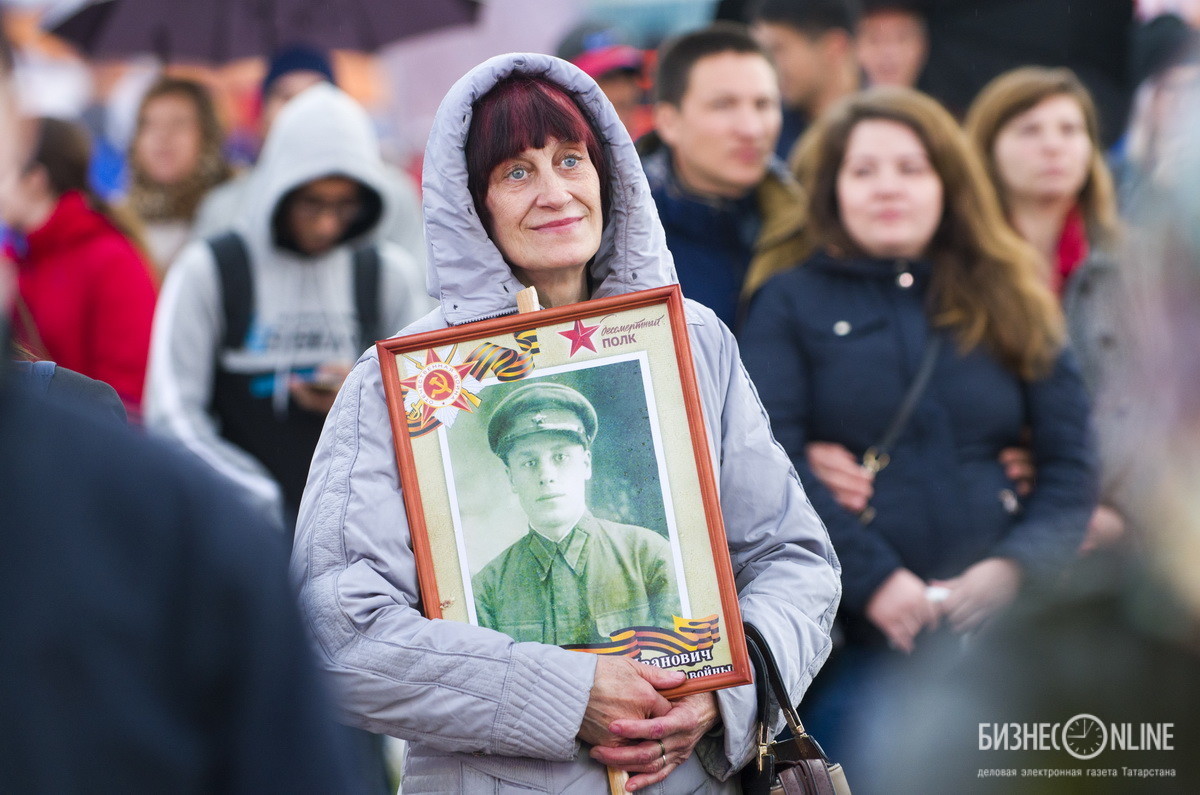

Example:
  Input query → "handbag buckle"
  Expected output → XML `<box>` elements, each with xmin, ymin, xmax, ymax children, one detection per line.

<box><xmin>757</xmin><ymin>722</ymin><xmax>769</xmax><ymax>772</ymax></box>
<box><xmin>862</xmin><ymin>447</ymin><xmax>889</xmax><ymax>474</ymax></box>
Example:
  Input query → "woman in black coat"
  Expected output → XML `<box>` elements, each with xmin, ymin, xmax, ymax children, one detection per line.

<box><xmin>741</xmin><ymin>87</ymin><xmax>1097</xmax><ymax>775</ymax></box>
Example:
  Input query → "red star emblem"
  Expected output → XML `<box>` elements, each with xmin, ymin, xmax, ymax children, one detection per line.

<box><xmin>558</xmin><ymin>318</ymin><xmax>600</xmax><ymax>356</ymax></box>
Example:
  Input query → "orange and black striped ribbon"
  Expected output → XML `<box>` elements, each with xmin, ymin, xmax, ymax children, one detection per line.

<box><xmin>564</xmin><ymin>615</ymin><xmax>722</xmax><ymax>658</ymax></box>
<box><xmin>407</xmin><ymin>331</ymin><xmax>540</xmax><ymax>436</ymax></box>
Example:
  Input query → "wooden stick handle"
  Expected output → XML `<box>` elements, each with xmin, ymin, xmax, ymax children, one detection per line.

<box><xmin>516</xmin><ymin>282</ymin><xmax>623</xmax><ymax>791</ymax></box>
<box><xmin>516</xmin><ymin>285</ymin><xmax>540</xmax><ymax>314</ymax></box>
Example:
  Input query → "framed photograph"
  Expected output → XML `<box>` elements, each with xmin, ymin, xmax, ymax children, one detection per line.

<box><xmin>378</xmin><ymin>285</ymin><xmax>749</xmax><ymax>697</ymax></box>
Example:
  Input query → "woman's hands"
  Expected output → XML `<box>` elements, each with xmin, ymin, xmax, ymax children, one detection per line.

<box><xmin>580</xmin><ymin>657</ymin><xmax>720</xmax><ymax>792</ymax></box>
<box><xmin>806</xmin><ymin>442</ymin><xmax>874</xmax><ymax>514</ymax></box>
<box><xmin>591</xmin><ymin>691</ymin><xmax>720</xmax><ymax>792</ymax></box>
<box><xmin>929</xmin><ymin>557</ymin><xmax>1021</xmax><ymax>634</ymax></box>
<box><xmin>579</xmin><ymin>657</ymin><xmax>680</xmax><ymax>747</ymax></box>
<box><xmin>869</xmin><ymin>558</ymin><xmax>1023</xmax><ymax>650</ymax></box>
<box><xmin>865</xmin><ymin>568</ymin><xmax>940</xmax><ymax>653</ymax></box>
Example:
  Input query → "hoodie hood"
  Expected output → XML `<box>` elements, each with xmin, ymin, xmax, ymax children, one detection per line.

<box><xmin>243</xmin><ymin>83</ymin><xmax>387</xmax><ymax>252</ymax></box>
<box><xmin>422</xmin><ymin>53</ymin><xmax>677</xmax><ymax>326</ymax></box>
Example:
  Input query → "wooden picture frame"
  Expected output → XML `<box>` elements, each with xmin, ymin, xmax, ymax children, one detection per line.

<box><xmin>378</xmin><ymin>285</ymin><xmax>749</xmax><ymax>698</ymax></box>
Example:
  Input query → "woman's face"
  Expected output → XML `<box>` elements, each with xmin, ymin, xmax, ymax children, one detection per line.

<box><xmin>836</xmin><ymin>118</ymin><xmax>943</xmax><ymax>260</ymax></box>
<box><xmin>484</xmin><ymin>137</ymin><xmax>602</xmax><ymax>284</ymax></box>
<box><xmin>134</xmin><ymin>92</ymin><xmax>203</xmax><ymax>186</ymax></box>
<box><xmin>992</xmin><ymin>93</ymin><xmax>1091</xmax><ymax>205</ymax></box>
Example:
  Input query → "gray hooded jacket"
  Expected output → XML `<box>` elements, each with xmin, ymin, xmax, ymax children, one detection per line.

<box><xmin>291</xmin><ymin>54</ymin><xmax>840</xmax><ymax>793</ymax></box>
<box><xmin>145</xmin><ymin>83</ymin><xmax>430</xmax><ymax>521</ymax></box>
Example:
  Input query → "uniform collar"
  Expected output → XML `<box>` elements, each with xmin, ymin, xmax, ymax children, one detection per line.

<box><xmin>526</xmin><ymin>513</ymin><xmax>597</xmax><ymax>579</ymax></box>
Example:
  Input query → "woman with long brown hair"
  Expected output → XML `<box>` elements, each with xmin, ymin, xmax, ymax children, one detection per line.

<box><xmin>0</xmin><ymin>116</ymin><xmax>157</xmax><ymax>416</ymax></box>
<box><xmin>965</xmin><ymin>67</ymin><xmax>1118</xmax><ymax>292</ymax></box>
<box><xmin>126</xmin><ymin>76</ymin><xmax>232</xmax><ymax>273</ymax></box>
<box><xmin>741</xmin><ymin>87</ymin><xmax>1096</xmax><ymax>783</ymax></box>
<box><xmin>967</xmin><ymin>67</ymin><xmax>1127</xmax><ymax>553</ymax></box>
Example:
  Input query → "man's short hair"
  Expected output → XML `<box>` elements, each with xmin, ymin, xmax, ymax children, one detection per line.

<box><xmin>752</xmin><ymin>0</ymin><xmax>862</xmax><ymax>37</ymax></box>
<box><xmin>653</xmin><ymin>22</ymin><xmax>769</xmax><ymax>106</ymax></box>
<box><xmin>487</xmin><ymin>382</ymin><xmax>599</xmax><ymax>462</ymax></box>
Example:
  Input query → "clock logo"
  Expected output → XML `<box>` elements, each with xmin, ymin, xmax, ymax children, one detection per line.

<box><xmin>1062</xmin><ymin>714</ymin><xmax>1107</xmax><ymax>760</ymax></box>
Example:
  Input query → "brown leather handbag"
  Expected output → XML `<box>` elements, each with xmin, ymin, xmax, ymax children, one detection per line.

<box><xmin>740</xmin><ymin>623</ymin><xmax>851</xmax><ymax>795</ymax></box>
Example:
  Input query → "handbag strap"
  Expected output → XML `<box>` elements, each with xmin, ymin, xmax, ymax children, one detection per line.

<box><xmin>744</xmin><ymin>623</ymin><xmax>828</xmax><ymax>761</ymax></box>
<box><xmin>862</xmin><ymin>335</ymin><xmax>942</xmax><ymax>473</ymax></box>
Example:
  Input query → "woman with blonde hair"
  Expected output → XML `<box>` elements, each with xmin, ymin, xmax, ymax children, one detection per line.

<box><xmin>741</xmin><ymin>86</ymin><xmax>1096</xmax><ymax>783</ymax></box>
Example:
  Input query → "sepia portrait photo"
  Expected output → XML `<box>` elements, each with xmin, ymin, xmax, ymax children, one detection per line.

<box><xmin>437</xmin><ymin>354</ymin><xmax>691</xmax><ymax>648</ymax></box>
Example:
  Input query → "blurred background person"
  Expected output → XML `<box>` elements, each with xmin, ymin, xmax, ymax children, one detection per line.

<box><xmin>193</xmin><ymin>43</ymin><xmax>426</xmax><ymax>272</ymax></box>
<box><xmin>125</xmin><ymin>76</ymin><xmax>232</xmax><ymax>274</ymax></box>
<box><xmin>856</xmin><ymin>0</ymin><xmax>929</xmax><ymax>88</ymax></box>
<box><xmin>750</xmin><ymin>0</ymin><xmax>862</xmax><ymax>160</ymax></box>
<box><xmin>0</xmin><ymin>115</ymin><xmax>156</xmax><ymax>419</ymax></box>
<box><xmin>873</xmin><ymin>64</ymin><xmax>1200</xmax><ymax>793</ymax></box>
<box><xmin>556</xmin><ymin>20</ymin><xmax>650</xmax><ymax>140</ymax></box>
<box><xmin>966</xmin><ymin>67</ymin><xmax>1126</xmax><ymax>553</ymax></box>
<box><xmin>741</xmin><ymin>87</ymin><xmax>1097</xmax><ymax>779</ymax></box>
<box><xmin>965</xmin><ymin>67</ymin><xmax>1120</xmax><ymax>300</ymax></box>
<box><xmin>1114</xmin><ymin>12</ymin><xmax>1200</xmax><ymax>201</ymax></box>
<box><xmin>638</xmin><ymin>23</ymin><xmax>808</xmax><ymax>332</ymax></box>
<box><xmin>0</xmin><ymin>28</ymin><xmax>367</xmax><ymax>795</ymax></box>
<box><xmin>192</xmin><ymin>43</ymin><xmax>334</xmax><ymax>238</ymax></box>
<box><xmin>146</xmin><ymin>83</ymin><xmax>429</xmax><ymax>534</ymax></box>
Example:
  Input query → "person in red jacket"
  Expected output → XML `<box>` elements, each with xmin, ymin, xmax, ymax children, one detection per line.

<box><xmin>1</xmin><ymin>117</ymin><xmax>156</xmax><ymax>416</ymax></box>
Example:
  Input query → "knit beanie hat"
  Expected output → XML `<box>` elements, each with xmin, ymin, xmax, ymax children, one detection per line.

<box><xmin>261</xmin><ymin>43</ymin><xmax>335</xmax><ymax>99</ymax></box>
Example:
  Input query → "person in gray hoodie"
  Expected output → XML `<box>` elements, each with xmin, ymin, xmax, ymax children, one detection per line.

<box><xmin>191</xmin><ymin>44</ymin><xmax>426</xmax><ymax>269</ymax></box>
<box><xmin>145</xmin><ymin>83</ymin><xmax>429</xmax><ymax>529</ymax></box>
<box><xmin>291</xmin><ymin>53</ymin><xmax>840</xmax><ymax>792</ymax></box>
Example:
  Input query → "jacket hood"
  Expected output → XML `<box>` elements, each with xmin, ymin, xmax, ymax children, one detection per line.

<box><xmin>422</xmin><ymin>52</ymin><xmax>677</xmax><ymax>325</ymax></box>
<box><xmin>243</xmin><ymin>83</ymin><xmax>387</xmax><ymax>251</ymax></box>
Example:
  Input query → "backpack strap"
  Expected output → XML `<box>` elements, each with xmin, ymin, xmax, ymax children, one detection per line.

<box><xmin>210</xmin><ymin>233</ymin><xmax>380</xmax><ymax>353</ymax></box>
<box><xmin>352</xmin><ymin>244</ymin><xmax>382</xmax><ymax>352</ymax></box>
<box><xmin>208</xmin><ymin>231</ymin><xmax>253</xmax><ymax>350</ymax></box>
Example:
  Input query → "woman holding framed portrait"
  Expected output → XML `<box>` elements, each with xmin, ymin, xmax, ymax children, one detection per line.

<box><xmin>290</xmin><ymin>53</ymin><xmax>840</xmax><ymax>793</ymax></box>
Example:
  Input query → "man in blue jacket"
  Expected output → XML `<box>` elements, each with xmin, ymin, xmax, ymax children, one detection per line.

<box><xmin>639</xmin><ymin>24</ymin><xmax>809</xmax><ymax>332</ymax></box>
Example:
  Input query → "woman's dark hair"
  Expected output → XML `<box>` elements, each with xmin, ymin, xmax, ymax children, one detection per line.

<box><xmin>466</xmin><ymin>74</ymin><xmax>609</xmax><ymax>233</ymax></box>
<box><xmin>653</xmin><ymin>22</ymin><xmax>767</xmax><ymax>107</ymax></box>
<box><xmin>29</xmin><ymin>117</ymin><xmax>150</xmax><ymax>260</ymax></box>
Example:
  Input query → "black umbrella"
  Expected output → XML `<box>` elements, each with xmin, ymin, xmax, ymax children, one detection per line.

<box><xmin>45</xmin><ymin>0</ymin><xmax>482</xmax><ymax>63</ymax></box>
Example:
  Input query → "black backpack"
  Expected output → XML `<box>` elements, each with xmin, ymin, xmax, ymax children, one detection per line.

<box><xmin>207</xmin><ymin>230</ymin><xmax>383</xmax><ymax>354</ymax></box>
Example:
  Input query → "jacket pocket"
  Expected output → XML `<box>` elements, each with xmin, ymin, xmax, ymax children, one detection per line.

<box><xmin>594</xmin><ymin>600</ymin><xmax>651</xmax><ymax>637</ymax></box>
<box><xmin>461</xmin><ymin>756</ymin><xmax>552</xmax><ymax>792</ymax></box>
<box><xmin>494</xmin><ymin>619</ymin><xmax>547</xmax><ymax>644</ymax></box>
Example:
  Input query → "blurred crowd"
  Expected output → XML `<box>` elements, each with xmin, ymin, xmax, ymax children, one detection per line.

<box><xmin>4</xmin><ymin>0</ymin><xmax>1200</xmax><ymax>793</ymax></box>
